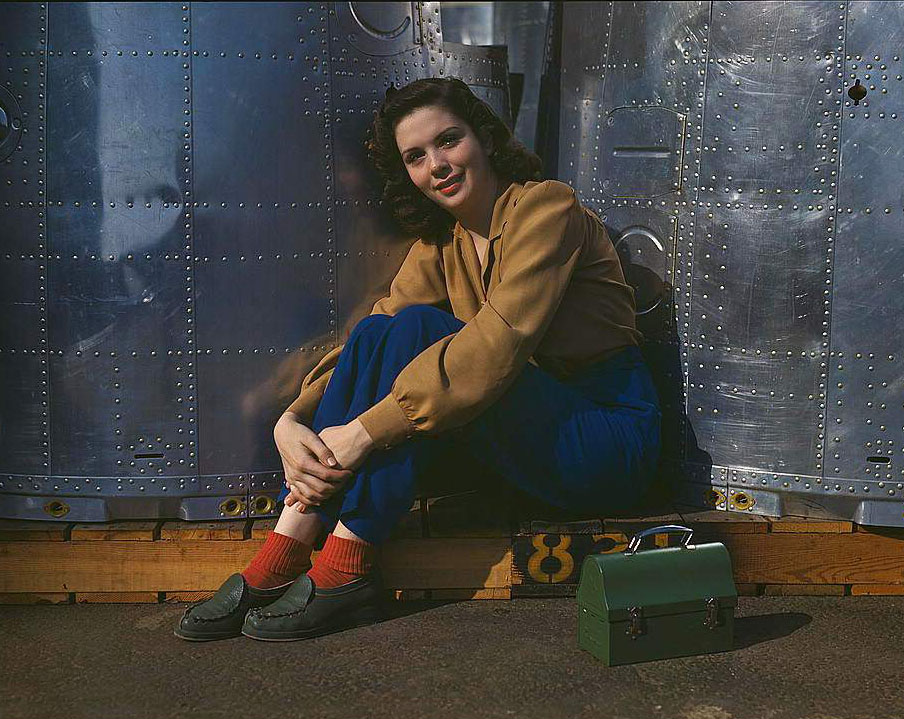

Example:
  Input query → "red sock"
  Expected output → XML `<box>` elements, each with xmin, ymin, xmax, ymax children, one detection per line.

<box><xmin>242</xmin><ymin>530</ymin><xmax>313</xmax><ymax>589</ymax></box>
<box><xmin>306</xmin><ymin>533</ymin><xmax>377</xmax><ymax>588</ymax></box>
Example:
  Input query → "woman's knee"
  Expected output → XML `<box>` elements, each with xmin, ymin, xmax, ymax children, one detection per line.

<box><xmin>389</xmin><ymin>304</ymin><xmax>462</xmax><ymax>334</ymax></box>
<box><xmin>348</xmin><ymin>313</ymin><xmax>393</xmax><ymax>342</ymax></box>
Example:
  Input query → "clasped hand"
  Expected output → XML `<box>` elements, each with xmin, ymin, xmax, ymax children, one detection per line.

<box><xmin>274</xmin><ymin>413</ymin><xmax>376</xmax><ymax>513</ymax></box>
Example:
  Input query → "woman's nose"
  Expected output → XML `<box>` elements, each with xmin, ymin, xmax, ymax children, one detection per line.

<box><xmin>429</xmin><ymin>151</ymin><xmax>450</xmax><ymax>175</ymax></box>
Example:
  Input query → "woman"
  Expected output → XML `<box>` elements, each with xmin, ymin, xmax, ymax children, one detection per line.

<box><xmin>175</xmin><ymin>77</ymin><xmax>661</xmax><ymax>642</ymax></box>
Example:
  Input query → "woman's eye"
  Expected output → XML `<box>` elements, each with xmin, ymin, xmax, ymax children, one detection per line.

<box><xmin>441</xmin><ymin>135</ymin><xmax>458</xmax><ymax>146</ymax></box>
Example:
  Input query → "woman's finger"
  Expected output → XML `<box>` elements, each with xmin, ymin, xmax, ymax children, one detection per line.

<box><xmin>288</xmin><ymin>486</ymin><xmax>310</xmax><ymax>512</ymax></box>
<box><xmin>294</xmin><ymin>424</ymin><xmax>342</xmax><ymax>471</ymax></box>
<box><xmin>286</xmin><ymin>471</ymin><xmax>334</xmax><ymax>501</ymax></box>
<box><xmin>286</xmin><ymin>479</ymin><xmax>323</xmax><ymax>505</ymax></box>
<box><xmin>297</xmin><ymin>453</ymin><xmax>354</xmax><ymax>484</ymax></box>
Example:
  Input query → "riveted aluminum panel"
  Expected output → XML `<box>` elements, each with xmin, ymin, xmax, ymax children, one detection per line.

<box><xmin>826</xmin><ymin>0</ymin><xmax>904</xmax><ymax>492</ymax></box>
<box><xmin>192</xmin><ymin>206</ymin><xmax>333</xmax><ymax>348</ymax></box>
<box><xmin>600</xmin><ymin>106</ymin><xmax>685</xmax><ymax>199</ymax></box>
<box><xmin>0</xmin><ymin>353</ymin><xmax>47</xmax><ymax>475</ymax></box>
<box><xmin>557</xmin><ymin>1</ymin><xmax>614</xmax><ymax>192</ymax></box>
<box><xmin>0</xmin><ymin>259</ymin><xmax>40</xmax><ymax>343</ymax></box>
<box><xmin>442</xmin><ymin>42</ymin><xmax>512</xmax><ymax>129</ymax></box>
<box><xmin>7</xmin><ymin>1</ymin><xmax>904</xmax><ymax>525</ymax></box>
<box><xmin>191</xmin><ymin>57</ymin><xmax>330</xmax><ymax>205</ymax></box>
<box><xmin>45</xmin><ymin>206</ymin><xmax>190</xmax><ymax>353</ymax></box>
<box><xmin>598</xmin><ymin>205</ymin><xmax>676</xmax><ymax>336</ymax></box>
<box><xmin>554</xmin><ymin>1</ymin><xmax>904</xmax><ymax>524</ymax></box>
<box><xmin>0</xmin><ymin>212</ymin><xmax>43</xmax><ymax>358</ymax></box>
<box><xmin>557</xmin><ymin>1</ymin><xmax>708</xmax><ymax>483</ymax></box>
<box><xmin>189</xmin><ymin>3</ymin><xmax>335</xmax><ymax>487</ymax></box>
<box><xmin>334</xmin><ymin>202</ymin><xmax>416</xmax><ymax>334</ymax></box>
<box><xmin>1</xmin><ymin>2</ymin><xmax>455</xmax><ymax>521</ymax></box>
<box><xmin>46</xmin><ymin>54</ymin><xmax>185</xmax><ymax>205</ymax></box>
<box><xmin>685</xmin><ymin>1</ymin><xmax>843</xmax><ymax>507</ymax></box>
<box><xmin>191</xmin><ymin>2</ymin><xmax>320</xmax><ymax>54</ymax></box>
<box><xmin>47</xmin><ymin>2</ymin><xmax>188</xmax><ymax>51</ymax></box>
<box><xmin>47</xmin><ymin>349</ymin><xmax>195</xmax><ymax>477</ymax></box>
<box><xmin>0</xmin><ymin>57</ymin><xmax>44</xmax><ymax>203</ymax></box>
<box><xmin>492</xmin><ymin>1</ymin><xmax>550</xmax><ymax>150</ymax></box>
<box><xmin>0</xmin><ymin>0</ymin><xmax>50</xmax><ymax>493</ymax></box>
<box><xmin>0</xmin><ymin>3</ymin><xmax>46</xmax><ymax>54</ymax></box>
<box><xmin>196</xmin><ymin>353</ymin><xmax>292</xmax><ymax>476</ymax></box>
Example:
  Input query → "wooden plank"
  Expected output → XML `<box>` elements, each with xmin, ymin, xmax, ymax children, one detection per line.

<box><xmin>0</xmin><ymin>537</ymin><xmax>511</xmax><ymax>593</ymax></box>
<box><xmin>381</xmin><ymin>538</ymin><xmax>511</xmax><ymax>589</ymax></box>
<box><xmin>768</xmin><ymin>517</ymin><xmax>853</xmax><ymax>533</ymax></box>
<box><xmin>0</xmin><ymin>592</ymin><xmax>72</xmax><ymax>605</ymax></box>
<box><xmin>389</xmin><ymin>499</ymin><xmax>424</xmax><ymax>539</ymax></box>
<box><xmin>0</xmin><ymin>520</ymin><xmax>72</xmax><ymax>542</ymax></box>
<box><xmin>512</xmin><ymin>583</ymin><xmax>577</xmax><ymax>598</ymax></box>
<box><xmin>71</xmin><ymin>521</ymin><xmax>161</xmax><ymax>541</ymax></box>
<box><xmin>159</xmin><ymin>521</ymin><xmax>248</xmax><ymax>541</ymax></box>
<box><xmin>76</xmin><ymin>592</ymin><xmax>161</xmax><ymax>603</ymax></box>
<box><xmin>164</xmin><ymin>591</ymin><xmax>215</xmax><ymax>603</ymax></box>
<box><xmin>0</xmin><ymin>540</ymin><xmax>262</xmax><ymax>593</ymax></box>
<box><xmin>851</xmin><ymin>584</ymin><xmax>904</xmax><ymax>596</ymax></box>
<box><xmin>432</xmin><ymin>587</ymin><xmax>511</xmax><ymax>600</ymax></box>
<box><xmin>250</xmin><ymin>519</ymin><xmax>278</xmax><ymax>540</ymax></box>
<box><xmin>721</xmin><ymin>532</ymin><xmax>904</xmax><ymax>585</ymax></box>
<box><xmin>426</xmin><ymin>492</ymin><xmax>511</xmax><ymax>537</ymax></box>
<box><xmin>519</xmin><ymin>518</ymin><xmax>603</xmax><ymax>536</ymax></box>
<box><xmin>854</xmin><ymin>525</ymin><xmax>904</xmax><ymax>538</ymax></box>
<box><xmin>603</xmin><ymin>511</ymin><xmax>685</xmax><ymax>547</ymax></box>
<box><xmin>763</xmin><ymin>585</ymin><xmax>846</xmax><ymax>596</ymax></box>
<box><xmin>675</xmin><ymin>506</ymin><xmax>769</xmax><ymax>533</ymax></box>
<box><xmin>513</xmin><ymin>532</ymin><xmax>620</xmax><ymax>587</ymax></box>
<box><xmin>734</xmin><ymin>583</ymin><xmax>761</xmax><ymax>596</ymax></box>
<box><xmin>392</xmin><ymin>589</ymin><xmax>428</xmax><ymax>601</ymax></box>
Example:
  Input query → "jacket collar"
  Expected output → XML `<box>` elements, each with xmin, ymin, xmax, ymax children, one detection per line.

<box><xmin>451</xmin><ymin>179</ymin><xmax>524</xmax><ymax>243</ymax></box>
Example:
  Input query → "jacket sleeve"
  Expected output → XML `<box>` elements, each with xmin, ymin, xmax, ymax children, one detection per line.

<box><xmin>284</xmin><ymin>239</ymin><xmax>447</xmax><ymax>424</ymax></box>
<box><xmin>356</xmin><ymin>180</ymin><xmax>584</xmax><ymax>449</ymax></box>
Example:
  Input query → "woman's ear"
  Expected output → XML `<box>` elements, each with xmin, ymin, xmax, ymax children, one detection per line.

<box><xmin>479</xmin><ymin>129</ymin><xmax>495</xmax><ymax>158</ymax></box>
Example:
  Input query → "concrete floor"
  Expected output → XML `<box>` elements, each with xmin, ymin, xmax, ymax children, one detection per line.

<box><xmin>1</xmin><ymin>596</ymin><xmax>902</xmax><ymax>719</ymax></box>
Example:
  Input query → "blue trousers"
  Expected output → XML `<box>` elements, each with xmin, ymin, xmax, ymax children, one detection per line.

<box><xmin>276</xmin><ymin>305</ymin><xmax>661</xmax><ymax>545</ymax></box>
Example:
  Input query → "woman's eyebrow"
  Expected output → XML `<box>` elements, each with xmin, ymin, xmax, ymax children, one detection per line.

<box><xmin>401</xmin><ymin>126</ymin><xmax>460</xmax><ymax>155</ymax></box>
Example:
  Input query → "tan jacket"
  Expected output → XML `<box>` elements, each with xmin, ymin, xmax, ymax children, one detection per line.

<box><xmin>286</xmin><ymin>179</ymin><xmax>643</xmax><ymax>449</ymax></box>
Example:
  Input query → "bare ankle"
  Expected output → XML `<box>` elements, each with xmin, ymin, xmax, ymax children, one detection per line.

<box><xmin>274</xmin><ymin>503</ymin><xmax>323</xmax><ymax>545</ymax></box>
<box><xmin>331</xmin><ymin>519</ymin><xmax>369</xmax><ymax>544</ymax></box>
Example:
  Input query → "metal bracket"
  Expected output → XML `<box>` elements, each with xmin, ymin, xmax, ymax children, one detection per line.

<box><xmin>626</xmin><ymin>606</ymin><xmax>646</xmax><ymax>640</ymax></box>
<box><xmin>703</xmin><ymin>597</ymin><xmax>721</xmax><ymax>630</ymax></box>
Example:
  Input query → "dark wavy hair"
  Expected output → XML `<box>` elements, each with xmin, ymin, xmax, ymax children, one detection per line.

<box><xmin>365</xmin><ymin>77</ymin><xmax>543</xmax><ymax>246</ymax></box>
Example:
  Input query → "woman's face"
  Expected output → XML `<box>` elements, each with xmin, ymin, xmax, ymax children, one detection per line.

<box><xmin>394</xmin><ymin>104</ymin><xmax>496</xmax><ymax>216</ymax></box>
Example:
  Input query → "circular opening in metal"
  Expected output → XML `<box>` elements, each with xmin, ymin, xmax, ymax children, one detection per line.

<box><xmin>219</xmin><ymin>498</ymin><xmax>242</xmax><ymax>516</ymax></box>
<box><xmin>613</xmin><ymin>226</ymin><xmax>667</xmax><ymax>316</ymax></box>
<box><xmin>43</xmin><ymin>500</ymin><xmax>70</xmax><ymax>518</ymax></box>
<box><xmin>0</xmin><ymin>104</ymin><xmax>9</xmax><ymax>145</ymax></box>
<box><xmin>0</xmin><ymin>87</ymin><xmax>23</xmax><ymax>162</ymax></box>
<box><xmin>253</xmin><ymin>495</ymin><xmax>275</xmax><ymax>514</ymax></box>
<box><xmin>733</xmin><ymin>493</ymin><xmax>751</xmax><ymax>509</ymax></box>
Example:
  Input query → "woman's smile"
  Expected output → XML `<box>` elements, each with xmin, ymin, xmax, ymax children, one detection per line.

<box><xmin>436</xmin><ymin>173</ymin><xmax>464</xmax><ymax>196</ymax></box>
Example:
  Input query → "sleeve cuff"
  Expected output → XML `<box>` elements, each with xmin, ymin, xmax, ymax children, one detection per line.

<box><xmin>285</xmin><ymin>390</ymin><xmax>320</xmax><ymax>426</ymax></box>
<box><xmin>357</xmin><ymin>393</ymin><xmax>416</xmax><ymax>450</ymax></box>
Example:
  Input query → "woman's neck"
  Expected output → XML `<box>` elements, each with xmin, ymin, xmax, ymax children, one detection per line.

<box><xmin>455</xmin><ymin>174</ymin><xmax>503</xmax><ymax>239</ymax></box>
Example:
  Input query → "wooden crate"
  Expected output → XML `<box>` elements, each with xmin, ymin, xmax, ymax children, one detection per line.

<box><xmin>1</xmin><ymin>504</ymin><xmax>903</xmax><ymax>603</ymax></box>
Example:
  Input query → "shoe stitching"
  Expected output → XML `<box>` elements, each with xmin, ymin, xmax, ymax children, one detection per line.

<box><xmin>187</xmin><ymin>591</ymin><xmax>280</xmax><ymax>623</ymax></box>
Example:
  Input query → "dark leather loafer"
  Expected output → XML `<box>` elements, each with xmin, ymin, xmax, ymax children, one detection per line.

<box><xmin>174</xmin><ymin>573</ymin><xmax>299</xmax><ymax>642</ymax></box>
<box><xmin>241</xmin><ymin>573</ymin><xmax>385</xmax><ymax>641</ymax></box>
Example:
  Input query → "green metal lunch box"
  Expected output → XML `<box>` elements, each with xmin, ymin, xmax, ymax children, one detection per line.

<box><xmin>577</xmin><ymin>525</ymin><xmax>737</xmax><ymax>666</ymax></box>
